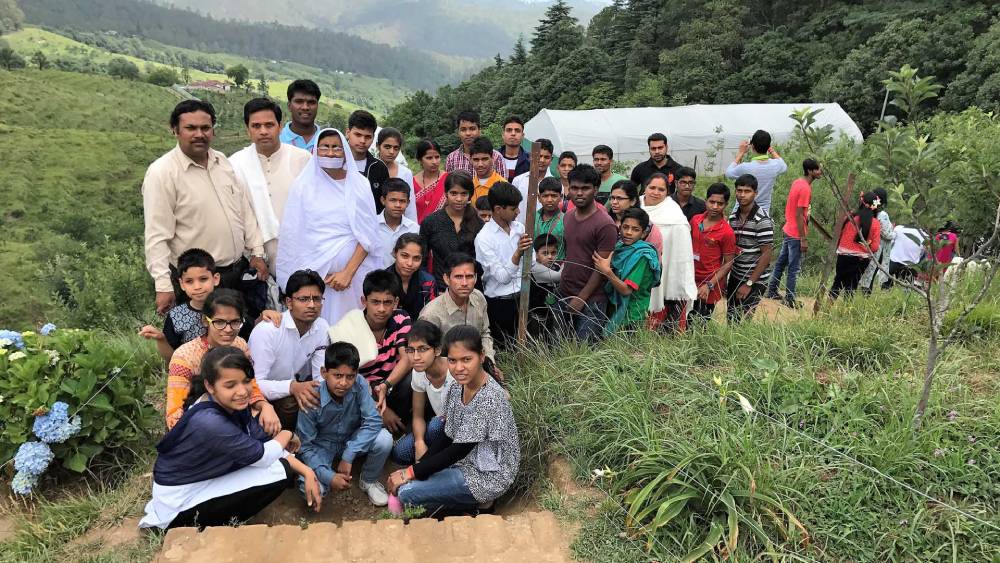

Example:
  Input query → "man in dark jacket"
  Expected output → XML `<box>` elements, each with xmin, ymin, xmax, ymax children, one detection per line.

<box><xmin>630</xmin><ymin>132</ymin><xmax>683</xmax><ymax>192</ymax></box>
<box><xmin>346</xmin><ymin>110</ymin><xmax>390</xmax><ymax>212</ymax></box>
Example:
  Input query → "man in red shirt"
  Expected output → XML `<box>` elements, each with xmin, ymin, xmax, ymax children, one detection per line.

<box><xmin>689</xmin><ymin>183</ymin><xmax>737</xmax><ymax>323</ymax></box>
<box><xmin>767</xmin><ymin>158</ymin><xmax>822</xmax><ymax>308</ymax></box>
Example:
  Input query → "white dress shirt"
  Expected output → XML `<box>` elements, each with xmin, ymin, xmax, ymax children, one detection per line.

<box><xmin>512</xmin><ymin>169</ymin><xmax>553</xmax><ymax>221</ymax></box>
<box><xmin>371</xmin><ymin>212</ymin><xmax>420</xmax><ymax>270</ymax></box>
<box><xmin>248</xmin><ymin>310</ymin><xmax>330</xmax><ymax>400</ymax></box>
<box><xmin>474</xmin><ymin>219</ymin><xmax>530</xmax><ymax>298</ymax></box>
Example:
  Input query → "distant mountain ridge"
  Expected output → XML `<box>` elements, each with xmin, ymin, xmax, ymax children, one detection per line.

<box><xmin>153</xmin><ymin>0</ymin><xmax>606</xmax><ymax>58</ymax></box>
<box><xmin>16</xmin><ymin>0</ymin><xmax>479</xmax><ymax>89</ymax></box>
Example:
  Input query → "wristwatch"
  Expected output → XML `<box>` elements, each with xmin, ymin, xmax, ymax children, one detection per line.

<box><xmin>706</xmin><ymin>281</ymin><xmax>715</xmax><ymax>290</ymax></box>
<box><xmin>745</xmin><ymin>279</ymin><xmax>754</xmax><ymax>287</ymax></box>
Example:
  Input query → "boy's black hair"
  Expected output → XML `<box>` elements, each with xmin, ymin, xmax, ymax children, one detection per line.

<box><xmin>286</xmin><ymin>79</ymin><xmax>321</xmax><ymax>102</ymax></box>
<box><xmin>445</xmin><ymin>252</ymin><xmax>477</xmax><ymax>274</ymax></box>
<box><xmin>324</xmin><ymin>341</ymin><xmax>360</xmax><ymax>371</ymax></box>
<box><xmin>362</xmin><ymin>269</ymin><xmax>403</xmax><ymax>299</ymax></box>
<box><xmin>475</xmin><ymin>195</ymin><xmax>492</xmax><ymax>211</ymax></box>
<box><xmin>750</xmin><ymin>130</ymin><xmax>771</xmax><ymax>154</ymax></box>
<box><xmin>455</xmin><ymin>110</ymin><xmax>480</xmax><ymax>128</ymax></box>
<box><xmin>243</xmin><ymin>98</ymin><xmax>282</xmax><ymax>126</ymax></box>
<box><xmin>487</xmin><ymin>182</ymin><xmax>522</xmax><ymax>209</ymax></box>
<box><xmin>803</xmin><ymin>158</ymin><xmax>821</xmax><ymax>175</ymax></box>
<box><xmin>568</xmin><ymin>164</ymin><xmax>601</xmax><ymax>188</ymax></box>
<box><xmin>381</xmin><ymin>177</ymin><xmax>411</xmax><ymax>199</ymax></box>
<box><xmin>592</xmin><ymin>144</ymin><xmax>613</xmax><ymax>159</ymax></box>
<box><xmin>675</xmin><ymin>166</ymin><xmax>696</xmax><ymax>182</ymax></box>
<box><xmin>533</xmin><ymin>233</ymin><xmax>559</xmax><ymax>251</ymax></box>
<box><xmin>469</xmin><ymin>136</ymin><xmax>493</xmax><ymax>157</ymax></box>
<box><xmin>538</xmin><ymin>176</ymin><xmax>562</xmax><ymax>194</ymax></box>
<box><xmin>735</xmin><ymin>173</ymin><xmax>759</xmax><ymax>191</ymax></box>
<box><xmin>558</xmin><ymin>151</ymin><xmax>578</xmax><ymax>164</ymax></box>
<box><xmin>347</xmin><ymin>109</ymin><xmax>377</xmax><ymax>132</ymax></box>
<box><xmin>705</xmin><ymin>182</ymin><xmax>731</xmax><ymax>202</ymax></box>
<box><xmin>536</xmin><ymin>138</ymin><xmax>554</xmax><ymax>154</ymax></box>
<box><xmin>170</xmin><ymin>100</ymin><xmax>216</xmax><ymax>129</ymax></box>
<box><xmin>502</xmin><ymin>115</ymin><xmax>524</xmax><ymax>128</ymax></box>
<box><xmin>285</xmin><ymin>269</ymin><xmax>325</xmax><ymax>297</ymax></box>
<box><xmin>204</xmin><ymin>288</ymin><xmax>246</xmax><ymax>318</ymax></box>
<box><xmin>177</xmin><ymin>248</ymin><xmax>216</xmax><ymax>276</ymax></box>
<box><xmin>621</xmin><ymin>207</ymin><xmax>650</xmax><ymax>231</ymax></box>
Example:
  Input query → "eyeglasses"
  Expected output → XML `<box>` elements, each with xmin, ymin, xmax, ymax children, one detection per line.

<box><xmin>205</xmin><ymin>316</ymin><xmax>244</xmax><ymax>331</ymax></box>
<box><xmin>677</xmin><ymin>180</ymin><xmax>696</xmax><ymax>187</ymax></box>
<box><xmin>608</xmin><ymin>195</ymin><xmax>631</xmax><ymax>202</ymax></box>
<box><xmin>292</xmin><ymin>296</ymin><xmax>325</xmax><ymax>303</ymax></box>
<box><xmin>404</xmin><ymin>346</ymin><xmax>434</xmax><ymax>355</ymax></box>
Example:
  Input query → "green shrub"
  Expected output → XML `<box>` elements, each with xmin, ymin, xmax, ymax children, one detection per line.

<box><xmin>0</xmin><ymin>328</ymin><xmax>160</xmax><ymax>476</ymax></box>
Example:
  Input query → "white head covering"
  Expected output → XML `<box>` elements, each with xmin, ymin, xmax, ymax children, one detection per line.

<box><xmin>276</xmin><ymin>128</ymin><xmax>378</xmax><ymax>292</ymax></box>
<box><xmin>642</xmin><ymin>194</ymin><xmax>697</xmax><ymax>308</ymax></box>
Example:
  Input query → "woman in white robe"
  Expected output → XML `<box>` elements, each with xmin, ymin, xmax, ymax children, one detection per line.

<box><xmin>641</xmin><ymin>173</ymin><xmax>697</xmax><ymax>330</ymax></box>
<box><xmin>277</xmin><ymin>129</ymin><xmax>379</xmax><ymax>326</ymax></box>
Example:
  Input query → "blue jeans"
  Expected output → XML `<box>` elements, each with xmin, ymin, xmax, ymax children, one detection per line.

<box><xmin>768</xmin><ymin>238</ymin><xmax>802</xmax><ymax>300</ymax></box>
<box><xmin>391</xmin><ymin>416</ymin><xmax>446</xmax><ymax>466</ymax></box>
<box><xmin>397</xmin><ymin>466</ymin><xmax>479</xmax><ymax>515</ymax></box>
<box><xmin>299</xmin><ymin>428</ymin><xmax>393</xmax><ymax>496</ymax></box>
<box><xmin>555</xmin><ymin>295</ymin><xmax>608</xmax><ymax>342</ymax></box>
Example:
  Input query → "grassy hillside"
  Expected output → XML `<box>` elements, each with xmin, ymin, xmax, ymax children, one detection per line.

<box><xmin>0</xmin><ymin>69</ymin><xmax>263</xmax><ymax>328</ymax></box>
<box><xmin>5</xmin><ymin>26</ymin><xmax>404</xmax><ymax>113</ymax></box>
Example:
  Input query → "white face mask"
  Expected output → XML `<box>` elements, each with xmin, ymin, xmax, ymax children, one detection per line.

<box><xmin>317</xmin><ymin>156</ymin><xmax>344</xmax><ymax>170</ymax></box>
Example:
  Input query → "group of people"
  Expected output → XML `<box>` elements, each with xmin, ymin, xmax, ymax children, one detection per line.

<box><xmin>136</xmin><ymin>79</ymin><xmax>948</xmax><ymax>530</ymax></box>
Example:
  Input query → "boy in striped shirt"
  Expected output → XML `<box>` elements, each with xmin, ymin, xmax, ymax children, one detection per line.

<box><xmin>358</xmin><ymin>270</ymin><xmax>413</xmax><ymax>433</ymax></box>
<box><xmin>726</xmin><ymin>174</ymin><xmax>774</xmax><ymax>324</ymax></box>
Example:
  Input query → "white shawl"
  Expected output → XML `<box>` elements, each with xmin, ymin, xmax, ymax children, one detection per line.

<box><xmin>276</xmin><ymin>129</ymin><xmax>378</xmax><ymax>291</ymax></box>
<box><xmin>642</xmin><ymin>195</ymin><xmax>697</xmax><ymax>310</ymax></box>
<box><xmin>229</xmin><ymin>144</ymin><xmax>280</xmax><ymax>242</ymax></box>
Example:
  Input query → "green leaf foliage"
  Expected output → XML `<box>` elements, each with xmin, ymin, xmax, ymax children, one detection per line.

<box><xmin>0</xmin><ymin>329</ymin><xmax>160</xmax><ymax>478</ymax></box>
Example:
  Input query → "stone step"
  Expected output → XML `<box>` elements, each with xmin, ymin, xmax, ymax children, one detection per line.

<box><xmin>156</xmin><ymin>511</ymin><xmax>571</xmax><ymax>563</ymax></box>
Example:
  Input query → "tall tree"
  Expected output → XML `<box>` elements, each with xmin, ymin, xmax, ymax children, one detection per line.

<box><xmin>509</xmin><ymin>35</ymin><xmax>528</xmax><ymax>66</ymax></box>
<box><xmin>530</xmin><ymin>0</ymin><xmax>584</xmax><ymax>63</ymax></box>
<box><xmin>225</xmin><ymin>64</ymin><xmax>249</xmax><ymax>87</ymax></box>
<box><xmin>31</xmin><ymin>50</ymin><xmax>49</xmax><ymax>70</ymax></box>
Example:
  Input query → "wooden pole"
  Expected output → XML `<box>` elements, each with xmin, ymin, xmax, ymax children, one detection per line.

<box><xmin>812</xmin><ymin>172</ymin><xmax>856</xmax><ymax>314</ymax></box>
<box><xmin>517</xmin><ymin>142</ymin><xmax>542</xmax><ymax>343</ymax></box>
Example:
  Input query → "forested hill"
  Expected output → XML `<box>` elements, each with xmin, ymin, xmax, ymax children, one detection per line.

<box><xmin>16</xmin><ymin>0</ymin><xmax>470</xmax><ymax>90</ymax></box>
<box><xmin>389</xmin><ymin>0</ymin><xmax>1000</xmax><ymax>141</ymax></box>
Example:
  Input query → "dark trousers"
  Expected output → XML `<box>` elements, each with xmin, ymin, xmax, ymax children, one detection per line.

<box><xmin>831</xmin><ymin>255</ymin><xmax>870</xmax><ymax>299</ymax></box>
<box><xmin>486</xmin><ymin>294</ymin><xmax>520</xmax><ymax>350</ymax></box>
<box><xmin>168</xmin><ymin>458</ymin><xmax>292</xmax><ymax>529</ymax></box>
<box><xmin>884</xmin><ymin>261</ymin><xmax>915</xmax><ymax>288</ymax></box>
<box><xmin>272</xmin><ymin>396</ymin><xmax>300</xmax><ymax>432</ymax></box>
<box><xmin>688</xmin><ymin>299</ymin><xmax>716</xmax><ymax>325</ymax></box>
<box><xmin>726</xmin><ymin>278</ymin><xmax>764</xmax><ymax>325</ymax></box>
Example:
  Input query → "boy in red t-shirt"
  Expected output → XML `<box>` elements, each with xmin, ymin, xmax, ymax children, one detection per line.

<box><xmin>767</xmin><ymin>158</ymin><xmax>822</xmax><ymax>307</ymax></box>
<box><xmin>689</xmin><ymin>183</ymin><xmax>737</xmax><ymax>323</ymax></box>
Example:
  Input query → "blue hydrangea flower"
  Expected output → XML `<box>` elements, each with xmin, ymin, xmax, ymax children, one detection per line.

<box><xmin>40</xmin><ymin>323</ymin><xmax>57</xmax><ymax>336</ymax></box>
<box><xmin>14</xmin><ymin>441</ymin><xmax>54</xmax><ymax>475</ymax></box>
<box><xmin>0</xmin><ymin>329</ymin><xmax>24</xmax><ymax>350</ymax></box>
<box><xmin>33</xmin><ymin>402</ymin><xmax>82</xmax><ymax>444</ymax></box>
<box><xmin>11</xmin><ymin>471</ymin><xmax>39</xmax><ymax>495</ymax></box>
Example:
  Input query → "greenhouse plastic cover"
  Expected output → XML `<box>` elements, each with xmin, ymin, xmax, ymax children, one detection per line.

<box><xmin>524</xmin><ymin>104</ymin><xmax>863</xmax><ymax>172</ymax></box>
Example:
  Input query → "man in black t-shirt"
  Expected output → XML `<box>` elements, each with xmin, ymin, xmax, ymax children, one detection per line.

<box><xmin>346</xmin><ymin>109</ymin><xmax>390</xmax><ymax>212</ymax></box>
<box><xmin>630</xmin><ymin>132</ymin><xmax>683</xmax><ymax>191</ymax></box>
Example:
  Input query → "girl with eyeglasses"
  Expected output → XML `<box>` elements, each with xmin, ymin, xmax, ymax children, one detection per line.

<box><xmin>165</xmin><ymin>289</ymin><xmax>281</xmax><ymax>436</ymax></box>
<box><xmin>391</xmin><ymin>320</ymin><xmax>455</xmax><ymax>465</ymax></box>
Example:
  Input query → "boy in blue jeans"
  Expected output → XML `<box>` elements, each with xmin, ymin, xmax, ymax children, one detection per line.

<box><xmin>297</xmin><ymin>342</ymin><xmax>392</xmax><ymax>506</ymax></box>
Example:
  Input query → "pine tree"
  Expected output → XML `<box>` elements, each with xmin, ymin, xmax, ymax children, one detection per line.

<box><xmin>494</xmin><ymin>53</ymin><xmax>503</xmax><ymax>69</ymax></box>
<box><xmin>509</xmin><ymin>35</ymin><xmax>528</xmax><ymax>65</ymax></box>
<box><xmin>531</xmin><ymin>0</ymin><xmax>583</xmax><ymax>63</ymax></box>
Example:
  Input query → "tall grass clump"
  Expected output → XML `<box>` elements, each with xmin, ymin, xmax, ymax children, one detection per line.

<box><xmin>508</xmin><ymin>286</ymin><xmax>1000</xmax><ymax>561</ymax></box>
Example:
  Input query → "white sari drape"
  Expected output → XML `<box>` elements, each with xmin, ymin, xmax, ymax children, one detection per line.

<box><xmin>642</xmin><ymin>195</ymin><xmax>697</xmax><ymax>311</ymax></box>
<box><xmin>277</xmin><ymin>129</ymin><xmax>378</xmax><ymax>325</ymax></box>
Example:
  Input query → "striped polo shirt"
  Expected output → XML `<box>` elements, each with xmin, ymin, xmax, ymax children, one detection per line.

<box><xmin>728</xmin><ymin>204</ymin><xmax>774</xmax><ymax>284</ymax></box>
<box><xmin>359</xmin><ymin>309</ymin><xmax>412</xmax><ymax>385</ymax></box>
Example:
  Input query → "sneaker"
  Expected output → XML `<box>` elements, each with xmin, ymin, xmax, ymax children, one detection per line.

<box><xmin>764</xmin><ymin>290</ymin><xmax>782</xmax><ymax>300</ymax></box>
<box><xmin>359</xmin><ymin>479</ymin><xmax>389</xmax><ymax>506</ymax></box>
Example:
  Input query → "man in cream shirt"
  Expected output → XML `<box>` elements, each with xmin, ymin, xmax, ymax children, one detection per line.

<box><xmin>229</xmin><ymin>98</ymin><xmax>312</xmax><ymax>273</ymax></box>
<box><xmin>142</xmin><ymin>100</ymin><xmax>269</xmax><ymax>315</ymax></box>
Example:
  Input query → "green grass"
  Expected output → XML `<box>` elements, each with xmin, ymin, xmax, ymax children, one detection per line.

<box><xmin>509</xmin><ymin>283</ymin><xmax>1000</xmax><ymax>561</ymax></box>
<box><xmin>5</xmin><ymin>26</ymin><xmax>406</xmax><ymax>114</ymax></box>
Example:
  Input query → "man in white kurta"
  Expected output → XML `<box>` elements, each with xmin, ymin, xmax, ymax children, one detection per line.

<box><xmin>230</xmin><ymin>98</ymin><xmax>312</xmax><ymax>274</ymax></box>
